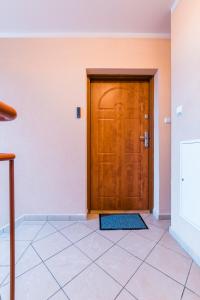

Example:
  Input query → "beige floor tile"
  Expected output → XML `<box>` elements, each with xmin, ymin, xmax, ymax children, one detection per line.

<box><xmin>2</xmin><ymin>246</ymin><xmax>42</xmax><ymax>286</ymax></box>
<box><xmin>16</xmin><ymin>245</ymin><xmax>41</xmax><ymax>277</ymax></box>
<box><xmin>96</xmin><ymin>245</ymin><xmax>141</xmax><ymax>285</ymax></box>
<box><xmin>76</xmin><ymin>232</ymin><xmax>112</xmax><ymax>260</ymax></box>
<box><xmin>0</xmin><ymin>266</ymin><xmax>9</xmax><ymax>285</ymax></box>
<box><xmin>45</xmin><ymin>245</ymin><xmax>91</xmax><ymax>286</ymax></box>
<box><xmin>15</xmin><ymin>224</ymin><xmax>43</xmax><ymax>241</ymax></box>
<box><xmin>140</xmin><ymin>213</ymin><xmax>150</xmax><ymax>220</ymax></box>
<box><xmin>116</xmin><ymin>289</ymin><xmax>136</xmax><ymax>300</ymax></box>
<box><xmin>97</xmin><ymin>229</ymin><xmax>129</xmax><ymax>243</ymax></box>
<box><xmin>49</xmin><ymin>289</ymin><xmax>68</xmax><ymax>299</ymax></box>
<box><xmin>0</xmin><ymin>232</ymin><xmax>10</xmax><ymax>241</ymax></box>
<box><xmin>135</xmin><ymin>223</ymin><xmax>165</xmax><ymax>242</ymax></box>
<box><xmin>34</xmin><ymin>223</ymin><xmax>57</xmax><ymax>241</ymax></box>
<box><xmin>64</xmin><ymin>264</ymin><xmax>121</xmax><ymax>300</ymax></box>
<box><xmin>0</xmin><ymin>240</ymin><xmax>30</xmax><ymax>266</ymax></box>
<box><xmin>80</xmin><ymin>219</ymin><xmax>100</xmax><ymax>230</ymax></box>
<box><xmin>145</xmin><ymin>215</ymin><xmax>171</xmax><ymax>230</ymax></box>
<box><xmin>126</xmin><ymin>263</ymin><xmax>183</xmax><ymax>300</ymax></box>
<box><xmin>61</xmin><ymin>223</ymin><xmax>93</xmax><ymax>243</ymax></box>
<box><xmin>146</xmin><ymin>244</ymin><xmax>191</xmax><ymax>284</ymax></box>
<box><xmin>49</xmin><ymin>221</ymin><xmax>75</xmax><ymax>231</ymax></box>
<box><xmin>159</xmin><ymin>232</ymin><xmax>192</xmax><ymax>259</ymax></box>
<box><xmin>1</xmin><ymin>217</ymin><xmax>196</xmax><ymax>300</ymax></box>
<box><xmin>118</xmin><ymin>232</ymin><xmax>156</xmax><ymax>260</ymax></box>
<box><xmin>186</xmin><ymin>262</ymin><xmax>200</xmax><ymax>296</ymax></box>
<box><xmin>33</xmin><ymin>231</ymin><xmax>71</xmax><ymax>260</ymax></box>
<box><xmin>0</xmin><ymin>263</ymin><xmax>59</xmax><ymax>300</ymax></box>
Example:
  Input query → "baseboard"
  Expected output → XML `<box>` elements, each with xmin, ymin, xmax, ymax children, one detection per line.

<box><xmin>158</xmin><ymin>213</ymin><xmax>171</xmax><ymax>220</ymax></box>
<box><xmin>23</xmin><ymin>214</ymin><xmax>87</xmax><ymax>221</ymax></box>
<box><xmin>0</xmin><ymin>214</ymin><xmax>87</xmax><ymax>232</ymax></box>
<box><xmin>153</xmin><ymin>209</ymin><xmax>171</xmax><ymax>220</ymax></box>
<box><xmin>170</xmin><ymin>226</ymin><xmax>200</xmax><ymax>266</ymax></box>
<box><xmin>0</xmin><ymin>215</ymin><xmax>24</xmax><ymax>234</ymax></box>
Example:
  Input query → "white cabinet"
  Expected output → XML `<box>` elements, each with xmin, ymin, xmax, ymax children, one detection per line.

<box><xmin>180</xmin><ymin>140</ymin><xmax>200</xmax><ymax>230</ymax></box>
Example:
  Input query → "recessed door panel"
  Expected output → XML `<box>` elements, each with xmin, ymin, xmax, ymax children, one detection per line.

<box><xmin>90</xmin><ymin>80</ymin><xmax>149</xmax><ymax>210</ymax></box>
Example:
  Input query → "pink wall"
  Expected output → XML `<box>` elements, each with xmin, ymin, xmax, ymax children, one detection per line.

<box><xmin>171</xmin><ymin>0</ymin><xmax>200</xmax><ymax>264</ymax></box>
<box><xmin>0</xmin><ymin>38</ymin><xmax>170</xmax><ymax>225</ymax></box>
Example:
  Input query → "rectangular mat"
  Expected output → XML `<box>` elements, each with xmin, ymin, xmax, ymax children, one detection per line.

<box><xmin>99</xmin><ymin>213</ymin><xmax>148</xmax><ymax>230</ymax></box>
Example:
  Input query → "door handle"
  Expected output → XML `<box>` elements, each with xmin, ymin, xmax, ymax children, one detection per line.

<box><xmin>140</xmin><ymin>131</ymin><xmax>149</xmax><ymax>148</ymax></box>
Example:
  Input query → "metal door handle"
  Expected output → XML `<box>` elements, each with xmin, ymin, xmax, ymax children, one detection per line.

<box><xmin>140</xmin><ymin>131</ymin><xmax>149</xmax><ymax>148</ymax></box>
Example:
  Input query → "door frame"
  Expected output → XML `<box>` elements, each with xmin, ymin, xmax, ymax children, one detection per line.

<box><xmin>87</xmin><ymin>74</ymin><xmax>154</xmax><ymax>212</ymax></box>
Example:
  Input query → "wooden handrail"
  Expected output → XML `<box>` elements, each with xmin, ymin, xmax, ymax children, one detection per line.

<box><xmin>0</xmin><ymin>100</ymin><xmax>16</xmax><ymax>300</ymax></box>
<box><xmin>0</xmin><ymin>153</ymin><xmax>16</xmax><ymax>161</ymax></box>
<box><xmin>0</xmin><ymin>101</ymin><xmax>17</xmax><ymax>121</ymax></box>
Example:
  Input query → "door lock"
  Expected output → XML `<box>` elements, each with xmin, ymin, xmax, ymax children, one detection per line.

<box><xmin>140</xmin><ymin>131</ymin><xmax>149</xmax><ymax>148</ymax></box>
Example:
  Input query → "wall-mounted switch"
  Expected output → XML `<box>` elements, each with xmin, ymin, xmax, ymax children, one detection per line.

<box><xmin>76</xmin><ymin>107</ymin><xmax>81</xmax><ymax>118</ymax></box>
<box><xmin>176</xmin><ymin>105</ymin><xmax>183</xmax><ymax>116</ymax></box>
<box><xmin>164</xmin><ymin>117</ymin><xmax>171</xmax><ymax>124</ymax></box>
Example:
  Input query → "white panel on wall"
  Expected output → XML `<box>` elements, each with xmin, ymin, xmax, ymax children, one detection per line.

<box><xmin>180</xmin><ymin>140</ymin><xmax>200</xmax><ymax>231</ymax></box>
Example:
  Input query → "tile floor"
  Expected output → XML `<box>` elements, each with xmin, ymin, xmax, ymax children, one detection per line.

<box><xmin>0</xmin><ymin>214</ymin><xmax>200</xmax><ymax>300</ymax></box>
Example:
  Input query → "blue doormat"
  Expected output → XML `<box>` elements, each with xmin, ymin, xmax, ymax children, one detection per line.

<box><xmin>99</xmin><ymin>213</ymin><xmax>148</xmax><ymax>230</ymax></box>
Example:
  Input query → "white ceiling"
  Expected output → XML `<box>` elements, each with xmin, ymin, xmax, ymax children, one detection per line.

<box><xmin>0</xmin><ymin>0</ymin><xmax>175</xmax><ymax>37</ymax></box>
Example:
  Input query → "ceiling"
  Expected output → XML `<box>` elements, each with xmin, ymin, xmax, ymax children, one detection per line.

<box><xmin>0</xmin><ymin>0</ymin><xmax>175</xmax><ymax>37</ymax></box>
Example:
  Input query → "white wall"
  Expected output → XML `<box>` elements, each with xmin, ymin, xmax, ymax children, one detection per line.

<box><xmin>171</xmin><ymin>0</ymin><xmax>200</xmax><ymax>265</ymax></box>
<box><xmin>0</xmin><ymin>38</ymin><xmax>171</xmax><ymax>227</ymax></box>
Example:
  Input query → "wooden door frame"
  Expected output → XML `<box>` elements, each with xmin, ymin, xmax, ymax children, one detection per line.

<box><xmin>87</xmin><ymin>74</ymin><xmax>154</xmax><ymax>212</ymax></box>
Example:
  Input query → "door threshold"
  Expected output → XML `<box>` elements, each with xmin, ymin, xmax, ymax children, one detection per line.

<box><xmin>89</xmin><ymin>210</ymin><xmax>150</xmax><ymax>215</ymax></box>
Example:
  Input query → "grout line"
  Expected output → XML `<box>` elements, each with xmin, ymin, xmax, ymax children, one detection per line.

<box><xmin>0</xmin><ymin>221</ymin><xmax>47</xmax><ymax>287</ymax></box>
<box><xmin>32</xmin><ymin>222</ymin><xmax>57</xmax><ymax>243</ymax></box>
<box><xmin>46</xmin><ymin>288</ymin><xmax>70</xmax><ymax>300</ymax></box>
<box><xmin>115</xmin><ymin>264</ymin><xmax>142</xmax><ymax>300</ymax></box>
<box><xmin>114</xmin><ymin>288</ymin><xmax>138</xmax><ymax>300</ymax></box>
<box><xmin>31</xmin><ymin>224</ymin><xmax>97</xmax><ymax>298</ymax></box>
<box><xmin>50</xmin><ymin>218</ymin><xmax>193</xmax><ymax>299</ymax></box>
<box><xmin>15</xmin><ymin>221</ymin><xmax>48</xmax><ymax>262</ymax></box>
<box><xmin>144</xmin><ymin>261</ymin><xmax>187</xmax><ymax>287</ymax></box>
<box><xmin>15</xmin><ymin>220</ymin><xmax>76</xmax><ymax>246</ymax></box>
<box><xmin>29</xmin><ymin>219</ymin><xmax>198</xmax><ymax>300</ymax></box>
<box><xmin>18</xmin><ymin>222</ymin><xmax>96</xmax><ymax>267</ymax></box>
<box><xmin>0</xmin><ymin>218</ymin><xmax>147</xmax><ymax>294</ymax></box>
<box><xmin>184</xmin><ymin>287</ymin><xmax>200</xmax><ymax>299</ymax></box>
<box><xmin>94</xmin><ymin>230</ymin><xmax>153</xmax><ymax>262</ymax></box>
<box><xmin>143</xmin><ymin>228</ymin><xmax>168</xmax><ymax>261</ymax></box>
<box><xmin>31</xmin><ymin>245</ymin><xmax>63</xmax><ymax>291</ymax></box>
<box><xmin>159</xmin><ymin>243</ymin><xmax>192</xmax><ymax>260</ymax></box>
<box><xmin>119</xmin><ymin>228</ymin><xmax>169</xmax><ymax>299</ymax></box>
<box><xmin>60</xmin><ymin>260</ymin><xmax>94</xmax><ymax>290</ymax></box>
<box><xmin>145</xmin><ymin>217</ymin><xmax>170</xmax><ymax>231</ymax></box>
<box><xmin>1</xmin><ymin>245</ymin><xmax>44</xmax><ymax>287</ymax></box>
<box><xmin>46</xmin><ymin>288</ymin><xmax>62</xmax><ymax>300</ymax></box>
<box><xmin>180</xmin><ymin>285</ymin><xmax>186</xmax><ymax>298</ymax></box>
<box><xmin>48</xmin><ymin>220</ymin><xmax>77</xmax><ymax>232</ymax></box>
<box><xmin>180</xmin><ymin>260</ymin><xmax>193</xmax><ymax>299</ymax></box>
<box><xmin>33</xmin><ymin>241</ymin><xmax>73</xmax><ymax>263</ymax></box>
<box><xmin>1</xmin><ymin>223</ymin><xmax>74</xmax><ymax>297</ymax></box>
<box><xmin>158</xmin><ymin>231</ymin><xmax>193</xmax><ymax>260</ymax></box>
<box><xmin>110</xmin><ymin>238</ymin><xmax>152</xmax><ymax>262</ymax></box>
<box><xmin>0</xmin><ymin>270</ymin><xmax>10</xmax><ymax>288</ymax></box>
<box><xmin>139</xmin><ymin>229</ymin><xmax>194</xmax><ymax>289</ymax></box>
<box><xmin>57</xmin><ymin>219</ymin><xmax>180</xmax><ymax>295</ymax></box>
<box><xmin>15</xmin><ymin>261</ymin><xmax>43</xmax><ymax>282</ymax></box>
<box><xmin>72</xmin><ymin>230</ymin><xmax>137</xmax><ymax>291</ymax></box>
<box><xmin>60</xmin><ymin>228</ymin><xmax>132</xmax><ymax>293</ymax></box>
<box><xmin>58</xmin><ymin>225</ymin><xmax>96</xmax><ymax>244</ymax></box>
<box><xmin>32</xmin><ymin>248</ymin><xmax>66</xmax><ymax>293</ymax></box>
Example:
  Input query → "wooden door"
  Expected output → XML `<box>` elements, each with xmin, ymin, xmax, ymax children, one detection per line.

<box><xmin>90</xmin><ymin>80</ymin><xmax>150</xmax><ymax>210</ymax></box>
